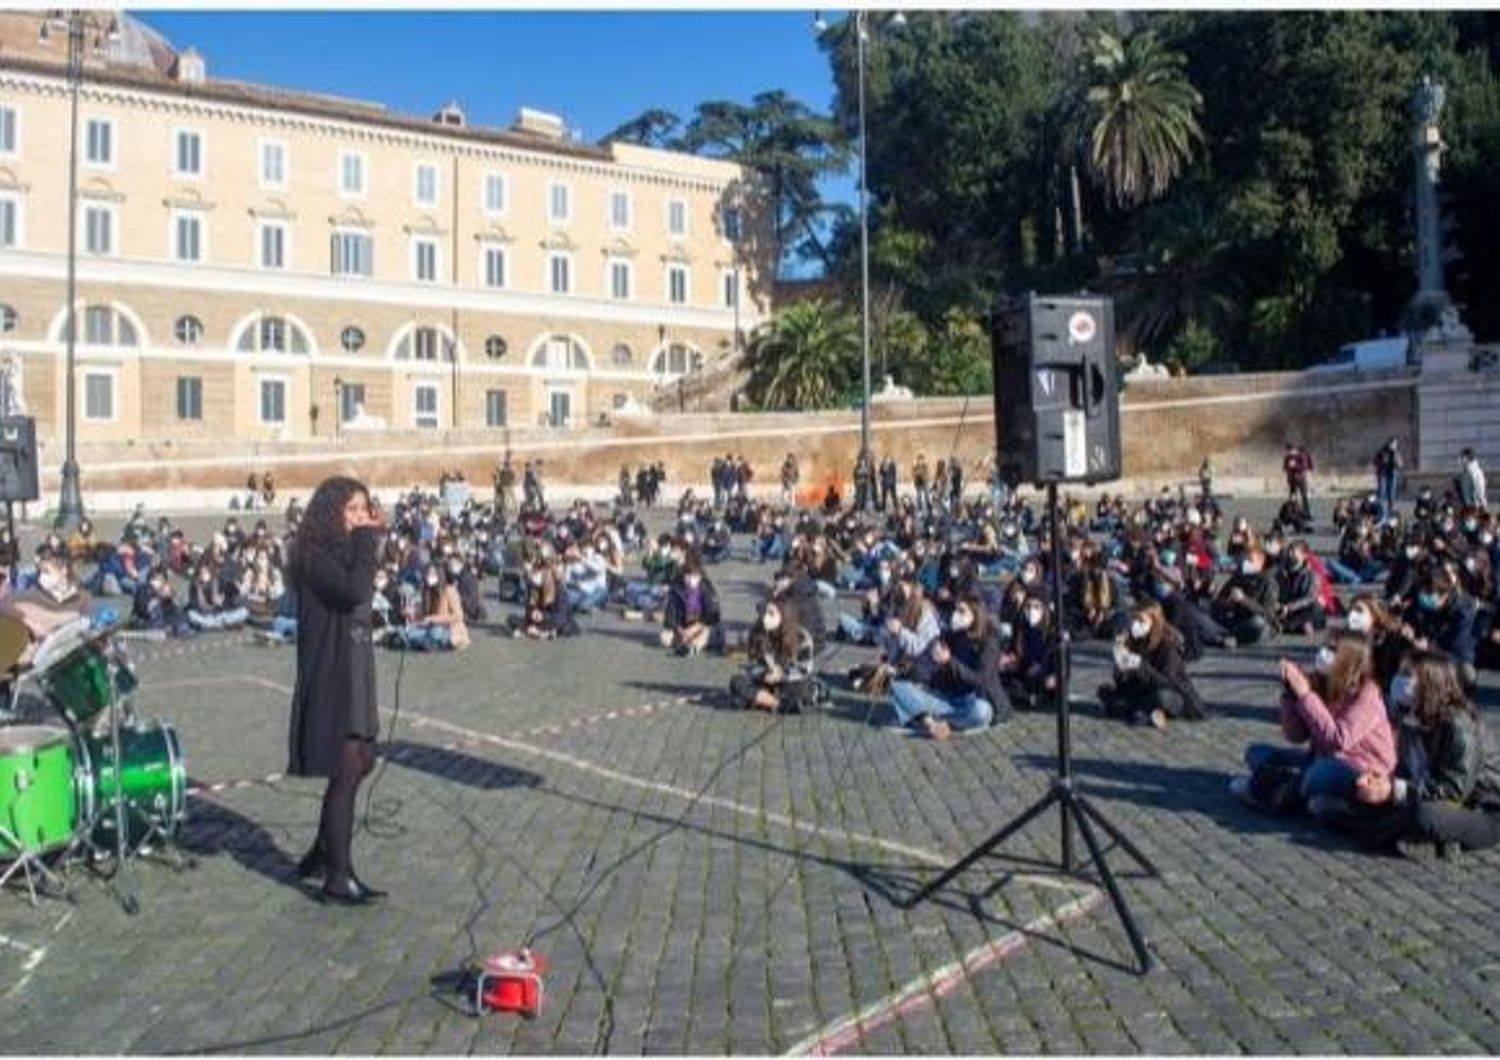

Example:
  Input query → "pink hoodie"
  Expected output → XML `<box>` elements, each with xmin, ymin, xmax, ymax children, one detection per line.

<box><xmin>1279</xmin><ymin>681</ymin><xmax>1396</xmax><ymax>777</ymax></box>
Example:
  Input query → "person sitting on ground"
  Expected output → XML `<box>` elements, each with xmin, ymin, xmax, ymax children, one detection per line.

<box><xmin>729</xmin><ymin>600</ymin><xmax>814</xmax><ymax>715</ymax></box>
<box><xmin>1098</xmin><ymin>602</ymin><xmax>1207</xmax><ymax>731</ymax></box>
<box><xmin>562</xmin><ymin>541</ymin><xmax>610</xmax><ymax>614</ymax></box>
<box><xmin>1333</xmin><ymin>650</ymin><xmax>1500</xmax><ymax>858</ymax></box>
<box><xmin>659</xmin><ymin>558</ymin><xmax>722</xmax><ymax>656</ymax></box>
<box><xmin>132</xmin><ymin>566</ymin><xmax>193</xmax><ymax>639</ymax></box>
<box><xmin>837</xmin><ymin>557</ymin><xmax>897</xmax><ymax>645</ymax></box>
<box><xmin>1404</xmin><ymin>566</ymin><xmax>1479</xmax><ymax>689</ymax></box>
<box><xmin>1230</xmin><ymin>632</ymin><xmax>1395</xmax><ymax>811</ymax></box>
<box><xmin>186</xmin><ymin>557</ymin><xmax>250</xmax><ymax>632</ymax></box>
<box><xmin>1344</xmin><ymin>593</ymin><xmax>1413</xmax><ymax>697</ymax></box>
<box><xmin>1210</xmin><ymin>544</ymin><xmax>1279</xmax><ymax>646</ymax></box>
<box><xmin>622</xmin><ymin>535</ymin><xmax>679</xmax><ymax>619</ymax></box>
<box><xmin>85</xmin><ymin>538</ymin><xmax>144</xmax><ymax>598</ymax></box>
<box><xmin>999</xmin><ymin>594</ymin><xmax>1058</xmax><ymax>710</ymax></box>
<box><xmin>1275</xmin><ymin>538</ymin><xmax>1328</xmax><ymax>637</ymax></box>
<box><xmin>238</xmin><ymin>545</ymin><xmax>286</xmax><ymax>627</ymax></box>
<box><xmin>448</xmin><ymin>552</ymin><xmax>487</xmax><ymax>625</ymax></box>
<box><xmin>396</xmin><ymin>563</ymin><xmax>470</xmax><ymax>651</ymax></box>
<box><xmin>887</xmin><ymin>595</ymin><xmax>1010</xmax><ymax>740</ymax></box>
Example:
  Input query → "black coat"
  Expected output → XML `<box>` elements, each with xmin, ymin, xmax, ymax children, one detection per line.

<box><xmin>288</xmin><ymin>528</ymin><xmax>380</xmax><ymax>778</ymax></box>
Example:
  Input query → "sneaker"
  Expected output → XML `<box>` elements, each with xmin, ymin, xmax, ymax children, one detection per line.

<box><xmin>1148</xmin><ymin>708</ymin><xmax>1168</xmax><ymax>731</ymax></box>
<box><xmin>923</xmin><ymin>717</ymin><xmax>952</xmax><ymax>742</ymax></box>
<box><xmin>1228</xmin><ymin>775</ymin><xmax>1255</xmax><ymax>804</ymax></box>
<box><xmin>1222</xmin><ymin>636</ymin><xmax>1238</xmax><ymax>650</ymax></box>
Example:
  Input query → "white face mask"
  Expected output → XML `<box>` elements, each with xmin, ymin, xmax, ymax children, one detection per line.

<box><xmin>1314</xmin><ymin>646</ymin><xmax>1336</xmax><ymax>675</ymax></box>
<box><xmin>762</xmin><ymin>610</ymin><xmax>782</xmax><ymax>632</ymax></box>
<box><xmin>684</xmin><ymin>574</ymin><xmax>701</xmax><ymax>589</ymax></box>
<box><xmin>1346</xmin><ymin>608</ymin><xmax>1372</xmax><ymax>634</ymax></box>
<box><xmin>1129</xmin><ymin>619</ymin><xmax>1151</xmax><ymax>640</ymax></box>
<box><xmin>1241</xmin><ymin>559</ymin><xmax>1258</xmax><ymax>576</ymax></box>
<box><xmin>529</xmin><ymin>572</ymin><xmax>545</xmax><ymax>587</ymax></box>
<box><xmin>950</xmin><ymin>608</ymin><xmax>974</xmax><ymax>633</ymax></box>
<box><xmin>425</xmin><ymin>575</ymin><xmax>440</xmax><ymax>588</ymax></box>
<box><xmin>1024</xmin><ymin>607</ymin><xmax>1045</xmax><ymax>628</ymax></box>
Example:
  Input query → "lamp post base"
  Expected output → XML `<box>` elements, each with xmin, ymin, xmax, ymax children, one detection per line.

<box><xmin>54</xmin><ymin>459</ymin><xmax>85</xmax><ymax>533</ymax></box>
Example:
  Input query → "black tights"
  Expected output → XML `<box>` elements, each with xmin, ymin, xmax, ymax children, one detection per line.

<box><xmin>316</xmin><ymin>738</ymin><xmax>375</xmax><ymax>888</ymax></box>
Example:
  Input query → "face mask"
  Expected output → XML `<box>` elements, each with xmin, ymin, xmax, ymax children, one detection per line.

<box><xmin>1314</xmin><ymin>646</ymin><xmax>1336</xmax><ymax>675</ymax></box>
<box><xmin>1021</xmin><ymin>568</ymin><xmax>1038</xmax><ymax>585</ymax></box>
<box><xmin>529</xmin><ymin>571</ymin><xmax>545</xmax><ymax>587</ymax></box>
<box><xmin>762</xmin><ymin>610</ymin><xmax>782</xmax><ymax>632</ymax></box>
<box><xmin>425</xmin><ymin>575</ymin><xmax>440</xmax><ymax>588</ymax></box>
<box><xmin>1265</xmin><ymin>543</ymin><xmax>1283</xmax><ymax>557</ymax></box>
<box><xmin>1483</xmin><ymin>532</ymin><xmax>1495</xmax><ymax>546</ymax></box>
<box><xmin>950</xmin><ymin>608</ymin><xmax>974</xmax><ymax>633</ymax></box>
<box><xmin>1405</xmin><ymin>545</ymin><xmax>1420</xmax><ymax>560</ymax></box>
<box><xmin>878</xmin><ymin>569</ymin><xmax>892</xmax><ymax>584</ymax></box>
<box><xmin>1129</xmin><ymin>618</ymin><xmax>1151</xmax><ymax>640</ymax></box>
<box><xmin>1390</xmin><ymin>674</ymin><xmax>1417</xmax><ymax>710</ymax></box>
<box><xmin>1024</xmin><ymin>607</ymin><xmax>1044</xmax><ymax>627</ymax></box>
<box><xmin>1241</xmin><ymin>559</ymin><xmax>1258</xmax><ymax>576</ymax></box>
<box><xmin>685</xmin><ymin>575</ymin><xmax>701</xmax><ymax>589</ymax></box>
<box><xmin>947</xmin><ymin>565</ymin><xmax>960</xmax><ymax>581</ymax></box>
<box><xmin>1347</xmin><ymin>608</ymin><xmax>1372</xmax><ymax>633</ymax></box>
<box><xmin>374</xmin><ymin>577</ymin><xmax>389</xmax><ymax>591</ymax></box>
<box><xmin>1160</xmin><ymin>550</ymin><xmax>1178</xmax><ymax>567</ymax></box>
<box><xmin>1418</xmin><ymin>591</ymin><xmax>1441</xmax><ymax>611</ymax></box>
<box><xmin>1464</xmin><ymin>520</ymin><xmax>1478</xmax><ymax>534</ymax></box>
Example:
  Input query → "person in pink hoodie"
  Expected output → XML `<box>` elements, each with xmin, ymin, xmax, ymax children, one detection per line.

<box><xmin>1231</xmin><ymin>632</ymin><xmax>1396</xmax><ymax>805</ymax></box>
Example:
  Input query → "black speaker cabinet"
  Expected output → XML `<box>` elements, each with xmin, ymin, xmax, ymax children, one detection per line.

<box><xmin>991</xmin><ymin>293</ymin><xmax>1121</xmax><ymax>486</ymax></box>
<box><xmin>0</xmin><ymin>417</ymin><xmax>39</xmax><ymax>503</ymax></box>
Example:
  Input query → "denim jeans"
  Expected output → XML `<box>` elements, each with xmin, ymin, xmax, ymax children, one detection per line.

<box><xmin>889</xmin><ymin>680</ymin><xmax>993</xmax><ymax>732</ymax></box>
<box><xmin>1326</xmin><ymin>558</ymin><xmax>1386</xmax><ymax>586</ymax></box>
<box><xmin>1376</xmin><ymin>470</ymin><xmax>1397</xmax><ymax>520</ymax></box>
<box><xmin>266</xmin><ymin>615</ymin><xmax>297</xmax><ymax>642</ymax></box>
<box><xmin>399</xmin><ymin>623</ymin><xmax>453</xmax><ymax>651</ymax></box>
<box><xmin>814</xmin><ymin>580</ymin><xmax>838</xmax><ymax>600</ymax></box>
<box><xmin>759</xmin><ymin>535</ymin><xmax>787</xmax><ymax>562</ymax></box>
<box><xmin>1244</xmin><ymin>743</ymin><xmax>1359</xmax><ymax>799</ymax></box>
<box><xmin>838</xmin><ymin>612</ymin><xmax>876</xmax><ymax>645</ymax></box>
<box><xmin>566</xmin><ymin>584</ymin><xmax>609</xmax><ymax>612</ymax></box>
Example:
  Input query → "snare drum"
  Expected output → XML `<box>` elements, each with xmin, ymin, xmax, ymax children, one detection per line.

<box><xmin>0</xmin><ymin>726</ymin><xmax>78</xmax><ymax>857</ymax></box>
<box><xmin>40</xmin><ymin>640</ymin><xmax>114</xmax><ymax>727</ymax></box>
<box><xmin>84</xmin><ymin>719</ymin><xmax>186</xmax><ymax>846</ymax></box>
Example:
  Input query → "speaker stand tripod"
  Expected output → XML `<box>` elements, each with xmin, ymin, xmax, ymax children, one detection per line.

<box><xmin>905</xmin><ymin>481</ymin><xmax>1158</xmax><ymax>973</ymax></box>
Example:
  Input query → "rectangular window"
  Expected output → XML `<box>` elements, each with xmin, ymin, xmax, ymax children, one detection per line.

<box><xmin>482</xmin><ymin>245</ymin><xmax>506</xmax><ymax>289</ymax></box>
<box><xmin>549</xmin><ymin>253</ymin><xmax>571</xmax><ymax>294</ymax></box>
<box><xmin>413</xmin><ymin>237</ymin><xmax>439</xmax><ymax>283</ymax></box>
<box><xmin>174</xmin><ymin>129</ymin><xmax>202</xmax><ymax>177</ymax></box>
<box><xmin>259</xmin><ymin>221</ymin><xmax>286</xmax><ymax>269</ymax></box>
<box><xmin>0</xmin><ymin>105</ymin><xmax>16</xmax><ymax>155</ymax></box>
<box><xmin>609</xmin><ymin>190</ymin><xmax>631</xmax><ymax>230</ymax></box>
<box><xmin>85</xmin><ymin>118</ymin><xmax>112</xmax><ymax>166</ymax></box>
<box><xmin>0</xmin><ymin>196</ymin><xmax>17</xmax><ymax>249</ymax></box>
<box><xmin>667</xmin><ymin>199</ymin><xmax>687</xmax><ymax>237</ymax></box>
<box><xmin>548</xmin><ymin>182</ymin><xmax>570</xmax><ymax>223</ymax></box>
<box><xmin>609</xmin><ymin>259</ymin><xmax>631</xmax><ymax>301</ymax></box>
<box><xmin>722</xmin><ymin>205</ymin><xmax>743</xmax><ymax>243</ymax></box>
<box><xmin>414</xmin><ymin>162</ymin><xmax>438</xmax><ymax>206</ymax></box>
<box><xmin>723</xmin><ymin>271</ymin><xmax>738</xmax><ymax>309</ymax></box>
<box><xmin>338</xmin><ymin>151</ymin><xmax>365</xmax><ymax>196</ymax></box>
<box><xmin>175</xmin><ymin>376</ymin><xmax>203</xmax><ymax>421</ymax></box>
<box><xmin>259</xmin><ymin>140</ymin><xmax>286</xmax><ymax>188</ymax></box>
<box><xmin>83</xmin><ymin>372</ymin><xmax>114</xmax><ymax>421</ymax></box>
<box><xmin>413</xmin><ymin>328</ymin><xmax>440</xmax><ymax>361</ymax></box>
<box><xmin>485</xmin><ymin>389</ymin><xmax>508</xmax><ymax>428</ymax></box>
<box><xmin>339</xmin><ymin>382</ymin><xmax>366</xmax><ymax>423</ymax></box>
<box><xmin>483</xmin><ymin>172</ymin><xmax>507</xmax><ymax>214</ymax></box>
<box><xmin>84</xmin><ymin>305</ymin><xmax>112</xmax><ymax>345</ymax></box>
<box><xmin>259</xmin><ymin>378</ymin><xmax>286</xmax><ymax>425</ymax></box>
<box><xmin>668</xmin><ymin>265</ymin><xmax>689</xmax><ymax>305</ymax></box>
<box><xmin>413</xmin><ymin>384</ymin><xmax>439</xmax><ymax>429</ymax></box>
<box><xmin>173</xmin><ymin>211</ymin><xmax>203</xmax><ymax>263</ymax></box>
<box><xmin>330</xmin><ymin>230</ymin><xmax>373</xmax><ymax>277</ymax></box>
<box><xmin>84</xmin><ymin>204</ymin><xmax>113</xmax><ymax>255</ymax></box>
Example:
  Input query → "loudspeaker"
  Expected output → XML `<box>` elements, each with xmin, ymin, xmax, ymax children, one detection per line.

<box><xmin>0</xmin><ymin>417</ymin><xmax>40</xmax><ymax>503</ymax></box>
<box><xmin>991</xmin><ymin>293</ymin><xmax>1121</xmax><ymax>486</ymax></box>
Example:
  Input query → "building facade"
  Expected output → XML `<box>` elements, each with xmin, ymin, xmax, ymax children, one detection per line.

<box><xmin>0</xmin><ymin>13</ymin><xmax>771</xmax><ymax>447</ymax></box>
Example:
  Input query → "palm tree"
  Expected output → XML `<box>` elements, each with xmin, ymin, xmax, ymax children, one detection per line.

<box><xmin>745</xmin><ymin>299</ymin><xmax>860</xmax><ymax>410</ymax></box>
<box><xmin>1079</xmin><ymin>25</ymin><xmax>1203</xmax><ymax>209</ymax></box>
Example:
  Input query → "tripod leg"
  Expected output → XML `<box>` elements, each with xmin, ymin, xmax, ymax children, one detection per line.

<box><xmin>1075</xmin><ymin>793</ymin><xmax>1159</xmax><ymax>877</ymax></box>
<box><xmin>906</xmin><ymin>787</ymin><xmax>1060</xmax><ymax>909</ymax></box>
<box><xmin>1070</xmin><ymin>799</ymin><xmax>1153</xmax><ymax>974</ymax></box>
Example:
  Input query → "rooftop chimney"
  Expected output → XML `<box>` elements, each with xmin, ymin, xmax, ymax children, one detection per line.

<box><xmin>176</xmin><ymin>46</ymin><xmax>205</xmax><ymax>84</ymax></box>
<box><xmin>513</xmin><ymin>107</ymin><xmax>565</xmax><ymax>139</ymax></box>
<box><xmin>433</xmin><ymin>101</ymin><xmax>466</xmax><ymax>128</ymax></box>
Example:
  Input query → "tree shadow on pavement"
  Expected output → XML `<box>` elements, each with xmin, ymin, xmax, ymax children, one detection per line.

<box><xmin>380</xmin><ymin>740</ymin><xmax>545</xmax><ymax>791</ymax></box>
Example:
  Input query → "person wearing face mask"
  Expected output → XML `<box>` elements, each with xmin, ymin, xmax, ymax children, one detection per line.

<box><xmin>1274</xmin><ymin>540</ymin><xmax>1327</xmax><ymax>638</ymax></box>
<box><xmin>1327</xmin><ymin>650</ymin><xmax>1500</xmax><ymax>858</ymax></box>
<box><xmin>887</xmin><ymin>595</ymin><xmax>1009</xmax><ymax>739</ymax></box>
<box><xmin>998</xmin><ymin>595</ymin><xmax>1057</xmax><ymax>710</ymax></box>
<box><xmin>186</xmin><ymin>557</ymin><xmax>249</xmax><ymax>632</ymax></box>
<box><xmin>562</xmin><ymin>543</ymin><xmax>610</xmax><ymax>614</ymax></box>
<box><xmin>838</xmin><ymin>559</ymin><xmax>899</xmax><ymax>645</ymax></box>
<box><xmin>1098</xmin><ymin>603</ymin><xmax>1205</xmax><ymax>729</ymax></box>
<box><xmin>1211</xmin><ymin>545</ymin><xmax>1279</xmax><ymax>646</ymax></box>
<box><xmin>1343</xmin><ymin>593</ymin><xmax>1412</xmax><ymax>698</ymax></box>
<box><xmin>730</xmin><ymin>601</ymin><xmax>816</xmax><ymax>714</ymax></box>
<box><xmin>1455</xmin><ymin>447</ymin><xmax>1488</xmax><ymax>513</ymax></box>
<box><xmin>131</xmin><ymin>566</ymin><xmax>194</xmax><ymax>639</ymax></box>
<box><xmin>0</xmin><ymin>552</ymin><xmax>95</xmax><ymax>670</ymax></box>
<box><xmin>623</xmin><ymin>536</ymin><xmax>678</xmax><ymax>619</ymax></box>
<box><xmin>510</xmin><ymin>558</ymin><xmax>577</xmax><ymax>640</ymax></box>
<box><xmin>660</xmin><ymin>559</ymin><xmax>722</xmax><ymax>656</ymax></box>
<box><xmin>1404</xmin><ymin>568</ymin><xmax>1478</xmax><ymax>688</ymax></box>
<box><xmin>769</xmin><ymin>561</ymin><xmax>827</xmax><ymax>649</ymax></box>
<box><xmin>1230</xmin><ymin>633</ymin><xmax>1395</xmax><ymax>812</ymax></box>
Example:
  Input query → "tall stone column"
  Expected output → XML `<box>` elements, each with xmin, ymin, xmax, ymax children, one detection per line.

<box><xmin>1405</xmin><ymin>75</ymin><xmax>1472</xmax><ymax>364</ymax></box>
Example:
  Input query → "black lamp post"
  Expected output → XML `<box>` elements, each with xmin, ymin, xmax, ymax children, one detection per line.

<box><xmin>333</xmin><ymin>375</ymin><xmax>343</xmax><ymax>442</ymax></box>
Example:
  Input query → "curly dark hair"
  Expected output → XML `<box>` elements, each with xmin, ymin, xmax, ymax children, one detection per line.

<box><xmin>294</xmin><ymin>475</ymin><xmax>370</xmax><ymax>573</ymax></box>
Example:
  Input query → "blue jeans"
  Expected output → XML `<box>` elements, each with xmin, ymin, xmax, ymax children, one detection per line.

<box><xmin>838</xmin><ymin>612</ymin><xmax>876</xmax><ymax>645</ymax></box>
<box><xmin>759</xmin><ymin>535</ymin><xmax>787</xmax><ymax>562</ymax></box>
<box><xmin>1244</xmin><ymin>744</ymin><xmax>1359</xmax><ymax>799</ymax></box>
<box><xmin>266</xmin><ymin>615</ymin><xmax>297</xmax><ymax>642</ymax></box>
<box><xmin>814</xmin><ymin>580</ymin><xmax>838</xmax><ymax>600</ymax></box>
<box><xmin>566</xmin><ymin>584</ymin><xmax>609</xmax><ymax>612</ymax></box>
<box><xmin>889</xmin><ymin>680</ymin><xmax>993</xmax><ymax>732</ymax></box>
<box><xmin>1376</xmin><ymin>470</ymin><xmax>1397</xmax><ymax>520</ymax></box>
<box><xmin>399</xmin><ymin>623</ymin><xmax>453</xmax><ymax>651</ymax></box>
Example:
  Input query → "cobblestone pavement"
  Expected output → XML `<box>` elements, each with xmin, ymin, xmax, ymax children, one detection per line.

<box><xmin>1</xmin><ymin>499</ymin><xmax>1497</xmax><ymax>1054</ymax></box>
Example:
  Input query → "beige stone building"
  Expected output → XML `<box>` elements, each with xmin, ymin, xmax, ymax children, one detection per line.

<box><xmin>0</xmin><ymin>12</ymin><xmax>771</xmax><ymax>448</ymax></box>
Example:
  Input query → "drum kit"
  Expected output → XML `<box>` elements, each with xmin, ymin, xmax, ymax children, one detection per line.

<box><xmin>0</xmin><ymin>613</ymin><xmax>187</xmax><ymax>910</ymax></box>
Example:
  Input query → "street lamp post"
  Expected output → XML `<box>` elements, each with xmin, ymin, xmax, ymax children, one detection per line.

<box><xmin>40</xmin><ymin>10</ymin><xmax>117</xmax><ymax>533</ymax></box>
<box><xmin>816</xmin><ymin>10</ymin><xmax>903</xmax><ymax>469</ymax></box>
<box><xmin>333</xmin><ymin>375</ymin><xmax>343</xmax><ymax>443</ymax></box>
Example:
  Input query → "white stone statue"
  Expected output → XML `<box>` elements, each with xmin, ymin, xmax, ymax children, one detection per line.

<box><xmin>871</xmin><ymin>374</ymin><xmax>914</xmax><ymax>402</ymax></box>
<box><xmin>343</xmin><ymin>401</ymin><xmax>387</xmax><ymax>431</ymax></box>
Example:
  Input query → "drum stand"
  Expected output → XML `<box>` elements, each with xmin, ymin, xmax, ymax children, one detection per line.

<box><xmin>0</xmin><ymin>824</ymin><xmax>68</xmax><ymax>906</ymax></box>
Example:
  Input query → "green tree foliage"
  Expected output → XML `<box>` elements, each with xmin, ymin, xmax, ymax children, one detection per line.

<box><xmin>598</xmin><ymin>108</ymin><xmax>684</xmax><ymax>149</ymax></box>
<box><xmin>744</xmin><ymin>299</ymin><xmax>860</xmax><ymax>410</ymax></box>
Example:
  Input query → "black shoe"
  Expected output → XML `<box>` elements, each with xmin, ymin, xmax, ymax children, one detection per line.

<box><xmin>351</xmin><ymin>874</ymin><xmax>388</xmax><ymax>899</ymax></box>
<box><xmin>319</xmin><ymin>878</ymin><xmax>384</xmax><ymax>906</ymax></box>
<box><xmin>294</xmin><ymin>847</ymin><xmax>326</xmax><ymax>880</ymax></box>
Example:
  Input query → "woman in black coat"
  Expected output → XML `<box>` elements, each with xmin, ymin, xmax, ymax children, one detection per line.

<box><xmin>287</xmin><ymin>476</ymin><xmax>385</xmax><ymax>905</ymax></box>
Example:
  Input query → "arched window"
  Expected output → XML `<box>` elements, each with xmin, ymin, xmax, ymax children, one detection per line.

<box><xmin>484</xmin><ymin>335</ymin><xmax>508</xmax><ymax>360</ymax></box>
<box><xmin>650</xmin><ymin>342</ymin><xmax>694</xmax><ymax>376</ymax></box>
<box><xmin>65</xmin><ymin>304</ymin><xmax>139</xmax><ymax>347</ymax></box>
<box><xmin>530</xmin><ymin>334</ymin><xmax>589</xmax><ymax>371</ymax></box>
<box><xmin>235</xmin><ymin>314</ymin><xmax>310</xmax><ymax>354</ymax></box>
<box><xmin>610</xmin><ymin>342</ymin><xmax>633</xmax><ymax>368</ymax></box>
<box><xmin>174</xmin><ymin>315</ymin><xmax>204</xmax><ymax>346</ymax></box>
<box><xmin>0</xmin><ymin>305</ymin><xmax>17</xmax><ymax>334</ymax></box>
<box><xmin>340</xmin><ymin>326</ymin><xmax>366</xmax><ymax>353</ymax></box>
<box><xmin>395</xmin><ymin>325</ymin><xmax>454</xmax><ymax>362</ymax></box>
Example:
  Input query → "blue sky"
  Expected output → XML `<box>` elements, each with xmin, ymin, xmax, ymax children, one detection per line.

<box><xmin>140</xmin><ymin>9</ymin><xmax>856</xmax><ymax>266</ymax></box>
